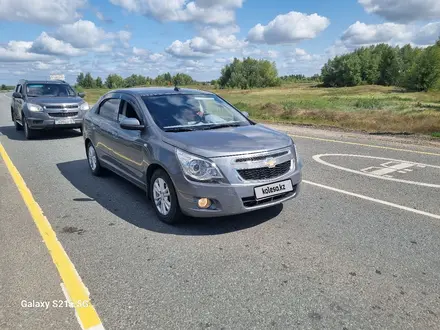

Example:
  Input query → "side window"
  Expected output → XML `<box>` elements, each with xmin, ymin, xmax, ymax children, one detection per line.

<box><xmin>16</xmin><ymin>85</ymin><xmax>22</xmax><ymax>93</ymax></box>
<box><xmin>15</xmin><ymin>85</ymin><xmax>20</xmax><ymax>92</ymax></box>
<box><xmin>98</xmin><ymin>98</ymin><xmax>120</xmax><ymax>121</ymax></box>
<box><xmin>118</xmin><ymin>100</ymin><xmax>141</xmax><ymax>122</ymax></box>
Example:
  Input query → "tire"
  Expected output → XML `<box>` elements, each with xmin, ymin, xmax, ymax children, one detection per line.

<box><xmin>23</xmin><ymin>116</ymin><xmax>35</xmax><ymax>139</ymax></box>
<box><xmin>13</xmin><ymin>110</ymin><xmax>22</xmax><ymax>131</ymax></box>
<box><xmin>150</xmin><ymin>169</ymin><xmax>184</xmax><ymax>224</ymax></box>
<box><xmin>86</xmin><ymin>142</ymin><xmax>103</xmax><ymax>176</ymax></box>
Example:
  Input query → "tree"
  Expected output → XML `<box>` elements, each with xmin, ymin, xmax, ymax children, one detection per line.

<box><xmin>378</xmin><ymin>46</ymin><xmax>401</xmax><ymax>86</ymax></box>
<box><xmin>105</xmin><ymin>74</ymin><xmax>124</xmax><ymax>89</ymax></box>
<box><xmin>218</xmin><ymin>57</ymin><xmax>281</xmax><ymax>89</ymax></box>
<box><xmin>95</xmin><ymin>77</ymin><xmax>103</xmax><ymax>88</ymax></box>
<box><xmin>76</xmin><ymin>73</ymin><xmax>85</xmax><ymax>87</ymax></box>
<box><xmin>82</xmin><ymin>72</ymin><xmax>95</xmax><ymax>88</ymax></box>
<box><xmin>406</xmin><ymin>43</ymin><xmax>440</xmax><ymax>91</ymax></box>
<box><xmin>1</xmin><ymin>84</ymin><xmax>6</xmax><ymax>90</ymax></box>
<box><xmin>173</xmin><ymin>73</ymin><xmax>194</xmax><ymax>86</ymax></box>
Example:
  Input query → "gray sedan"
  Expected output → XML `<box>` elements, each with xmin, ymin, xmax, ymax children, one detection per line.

<box><xmin>83</xmin><ymin>87</ymin><xmax>302</xmax><ymax>224</ymax></box>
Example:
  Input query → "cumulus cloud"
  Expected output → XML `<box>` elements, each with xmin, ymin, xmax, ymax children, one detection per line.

<box><xmin>109</xmin><ymin>0</ymin><xmax>244</xmax><ymax>25</ymax></box>
<box><xmin>0</xmin><ymin>41</ymin><xmax>55</xmax><ymax>62</ymax></box>
<box><xmin>358</xmin><ymin>0</ymin><xmax>440</xmax><ymax>23</ymax></box>
<box><xmin>165</xmin><ymin>40</ymin><xmax>210</xmax><ymax>58</ymax></box>
<box><xmin>247</xmin><ymin>11</ymin><xmax>330</xmax><ymax>44</ymax></box>
<box><xmin>30</xmin><ymin>32</ymin><xmax>85</xmax><ymax>57</ymax></box>
<box><xmin>413</xmin><ymin>22</ymin><xmax>440</xmax><ymax>46</ymax></box>
<box><xmin>0</xmin><ymin>0</ymin><xmax>86</xmax><ymax>25</ymax></box>
<box><xmin>54</xmin><ymin>20</ymin><xmax>131</xmax><ymax>51</ymax></box>
<box><xmin>341</xmin><ymin>21</ymin><xmax>412</xmax><ymax>47</ymax></box>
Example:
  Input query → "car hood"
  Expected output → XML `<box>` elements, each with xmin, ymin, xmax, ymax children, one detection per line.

<box><xmin>161</xmin><ymin>124</ymin><xmax>292</xmax><ymax>158</ymax></box>
<box><xmin>28</xmin><ymin>96</ymin><xmax>84</xmax><ymax>105</ymax></box>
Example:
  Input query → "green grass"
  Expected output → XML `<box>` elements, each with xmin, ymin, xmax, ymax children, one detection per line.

<box><xmin>432</xmin><ymin>132</ymin><xmax>440</xmax><ymax>138</ymax></box>
<box><xmin>81</xmin><ymin>83</ymin><xmax>440</xmax><ymax>135</ymax></box>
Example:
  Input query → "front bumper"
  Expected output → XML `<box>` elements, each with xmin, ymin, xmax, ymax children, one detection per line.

<box><xmin>174</xmin><ymin>168</ymin><xmax>302</xmax><ymax>218</ymax></box>
<box><xmin>26</xmin><ymin>113</ymin><xmax>84</xmax><ymax>130</ymax></box>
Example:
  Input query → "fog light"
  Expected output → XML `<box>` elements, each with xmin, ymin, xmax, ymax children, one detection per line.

<box><xmin>198</xmin><ymin>198</ymin><xmax>211</xmax><ymax>209</ymax></box>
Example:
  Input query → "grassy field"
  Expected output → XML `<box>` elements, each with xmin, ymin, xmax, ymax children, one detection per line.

<box><xmin>83</xmin><ymin>83</ymin><xmax>440</xmax><ymax>137</ymax></box>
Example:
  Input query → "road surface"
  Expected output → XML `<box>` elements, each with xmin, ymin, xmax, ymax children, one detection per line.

<box><xmin>1</xmin><ymin>92</ymin><xmax>440</xmax><ymax>330</ymax></box>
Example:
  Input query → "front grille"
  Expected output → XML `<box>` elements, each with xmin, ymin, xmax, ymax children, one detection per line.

<box><xmin>236</xmin><ymin>151</ymin><xmax>288</xmax><ymax>163</ymax></box>
<box><xmin>242</xmin><ymin>188</ymin><xmax>297</xmax><ymax>207</ymax></box>
<box><xmin>49</xmin><ymin>112</ymin><xmax>78</xmax><ymax>118</ymax></box>
<box><xmin>237</xmin><ymin>160</ymin><xmax>291</xmax><ymax>181</ymax></box>
<box><xmin>45</xmin><ymin>105</ymin><xmax>79</xmax><ymax>109</ymax></box>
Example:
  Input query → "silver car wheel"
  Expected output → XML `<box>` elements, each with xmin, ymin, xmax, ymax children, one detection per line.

<box><xmin>153</xmin><ymin>178</ymin><xmax>171</xmax><ymax>215</ymax></box>
<box><xmin>88</xmin><ymin>145</ymin><xmax>97</xmax><ymax>171</ymax></box>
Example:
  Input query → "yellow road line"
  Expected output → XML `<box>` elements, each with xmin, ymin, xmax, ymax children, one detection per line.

<box><xmin>288</xmin><ymin>134</ymin><xmax>440</xmax><ymax>157</ymax></box>
<box><xmin>0</xmin><ymin>143</ymin><xmax>104</xmax><ymax>330</ymax></box>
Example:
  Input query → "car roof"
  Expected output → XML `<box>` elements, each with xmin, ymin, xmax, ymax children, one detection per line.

<box><xmin>20</xmin><ymin>80</ymin><xmax>69</xmax><ymax>85</ymax></box>
<box><xmin>113</xmin><ymin>87</ymin><xmax>214</xmax><ymax>97</ymax></box>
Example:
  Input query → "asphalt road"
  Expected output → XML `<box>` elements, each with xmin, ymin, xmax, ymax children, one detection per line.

<box><xmin>1</xmin><ymin>92</ymin><xmax>440</xmax><ymax>330</ymax></box>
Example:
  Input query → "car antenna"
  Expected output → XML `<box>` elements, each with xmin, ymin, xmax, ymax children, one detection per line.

<box><xmin>174</xmin><ymin>84</ymin><xmax>180</xmax><ymax>92</ymax></box>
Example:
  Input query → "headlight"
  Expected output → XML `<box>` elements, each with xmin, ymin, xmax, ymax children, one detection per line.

<box><xmin>79</xmin><ymin>102</ymin><xmax>90</xmax><ymax>111</ymax></box>
<box><xmin>27</xmin><ymin>103</ymin><xmax>43</xmax><ymax>112</ymax></box>
<box><xmin>176</xmin><ymin>149</ymin><xmax>223</xmax><ymax>181</ymax></box>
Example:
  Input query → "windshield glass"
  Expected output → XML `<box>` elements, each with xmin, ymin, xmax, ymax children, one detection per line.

<box><xmin>26</xmin><ymin>83</ymin><xmax>77</xmax><ymax>97</ymax></box>
<box><xmin>142</xmin><ymin>94</ymin><xmax>250</xmax><ymax>131</ymax></box>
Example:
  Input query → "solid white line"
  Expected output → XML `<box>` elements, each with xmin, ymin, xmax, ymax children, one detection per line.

<box><xmin>303</xmin><ymin>180</ymin><xmax>440</xmax><ymax>220</ymax></box>
<box><xmin>313</xmin><ymin>154</ymin><xmax>440</xmax><ymax>189</ymax></box>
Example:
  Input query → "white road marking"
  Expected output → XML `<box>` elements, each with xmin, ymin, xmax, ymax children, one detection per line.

<box><xmin>303</xmin><ymin>180</ymin><xmax>440</xmax><ymax>220</ymax></box>
<box><xmin>313</xmin><ymin>154</ymin><xmax>440</xmax><ymax>188</ymax></box>
<box><xmin>361</xmin><ymin>161</ymin><xmax>416</xmax><ymax>177</ymax></box>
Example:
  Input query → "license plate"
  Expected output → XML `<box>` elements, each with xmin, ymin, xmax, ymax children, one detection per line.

<box><xmin>254</xmin><ymin>179</ymin><xmax>294</xmax><ymax>200</ymax></box>
<box><xmin>55</xmin><ymin>118</ymin><xmax>75</xmax><ymax>125</ymax></box>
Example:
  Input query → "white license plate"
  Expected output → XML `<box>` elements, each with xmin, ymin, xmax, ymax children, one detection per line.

<box><xmin>55</xmin><ymin>118</ymin><xmax>75</xmax><ymax>125</ymax></box>
<box><xmin>254</xmin><ymin>179</ymin><xmax>294</xmax><ymax>200</ymax></box>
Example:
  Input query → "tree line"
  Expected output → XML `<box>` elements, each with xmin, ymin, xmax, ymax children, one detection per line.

<box><xmin>1</xmin><ymin>84</ymin><xmax>14</xmax><ymax>90</ymax></box>
<box><xmin>321</xmin><ymin>40</ymin><xmax>440</xmax><ymax>91</ymax></box>
<box><xmin>76</xmin><ymin>72</ymin><xmax>195</xmax><ymax>89</ymax></box>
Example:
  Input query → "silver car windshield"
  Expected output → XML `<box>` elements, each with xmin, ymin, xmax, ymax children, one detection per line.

<box><xmin>26</xmin><ymin>84</ymin><xmax>77</xmax><ymax>97</ymax></box>
<box><xmin>142</xmin><ymin>94</ymin><xmax>250</xmax><ymax>131</ymax></box>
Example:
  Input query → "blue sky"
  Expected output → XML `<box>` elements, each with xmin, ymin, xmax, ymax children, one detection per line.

<box><xmin>1</xmin><ymin>0</ymin><xmax>439</xmax><ymax>85</ymax></box>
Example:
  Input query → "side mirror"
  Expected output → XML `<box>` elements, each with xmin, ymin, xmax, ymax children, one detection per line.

<box><xmin>78</xmin><ymin>92</ymin><xmax>85</xmax><ymax>98</ymax></box>
<box><xmin>242</xmin><ymin>111</ymin><xmax>249</xmax><ymax>118</ymax></box>
<box><xmin>13</xmin><ymin>92</ymin><xmax>22</xmax><ymax>99</ymax></box>
<box><xmin>120</xmin><ymin>117</ymin><xmax>145</xmax><ymax>130</ymax></box>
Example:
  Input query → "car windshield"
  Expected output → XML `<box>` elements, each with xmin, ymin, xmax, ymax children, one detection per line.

<box><xmin>26</xmin><ymin>83</ymin><xmax>77</xmax><ymax>97</ymax></box>
<box><xmin>142</xmin><ymin>94</ymin><xmax>250</xmax><ymax>131</ymax></box>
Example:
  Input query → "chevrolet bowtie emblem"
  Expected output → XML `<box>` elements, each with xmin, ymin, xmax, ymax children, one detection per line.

<box><xmin>265</xmin><ymin>157</ymin><xmax>277</xmax><ymax>168</ymax></box>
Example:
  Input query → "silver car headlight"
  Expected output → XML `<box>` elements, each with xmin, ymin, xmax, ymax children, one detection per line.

<box><xmin>27</xmin><ymin>103</ymin><xmax>43</xmax><ymax>112</ymax></box>
<box><xmin>79</xmin><ymin>102</ymin><xmax>90</xmax><ymax>111</ymax></box>
<box><xmin>176</xmin><ymin>149</ymin><xmax>224</xmax><ymax>181</ymax></box>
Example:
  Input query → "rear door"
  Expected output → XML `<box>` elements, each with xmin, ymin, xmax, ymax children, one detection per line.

<box><xmin>112</xmin><ymin>94</ymin><xmax>147</xmax><ymax>184</ymax></box>
<box><xmin>93</xmin><ymin>94</ymin><xmax>121</xmax><ymax>169</ymax></box>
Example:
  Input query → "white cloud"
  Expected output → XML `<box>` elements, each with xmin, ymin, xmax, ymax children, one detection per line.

<box><xmin>165</xmin><ymin>40</ymin><xmax>210</xmax><ymax>58</ymax></box>
<box><xmin>0</xmin><ymin>41</ymin><xmax>54</xmax><ymax>62</ymax></box>
<box><xmin>341</xmin><ymin>21</ymin><xmax>412</xmax><ymax>47</ymax></box>
<box><xmin>109</xmin><ymin>0</ymin><xmax>244</xmax><ymax>25</ymax></box>
<box><xmin>133</xmin><ymin>47</ymin><xmax>149</xmax><ymax>56</ymax></box>
<box><xmin>413</xmin><ymin>22</ymin><xmax>440</xmax><ymax>46</ymax></box>
<box><xmin>30</xmin><ymin>32</ymin><xmax>84</xmax><ymax>57</ymax></box>
<box><xmin>0</xmin><ymin>0</ymin><xmax>86</xmax><ymax>25</ymax></box>
<box><xmin>247</xmin><ymin>11</ymin><xmax>330</xmax><ymax>44</ymax></box>
<box><xmin>359</xmin><ymin>0</ymin><xmax>440</xmax><ymax>23</ymax></box>
<box><xmin>54</xmin><ymin>20</ymin><xmax>130</xmax><ymax>51</ymax></box>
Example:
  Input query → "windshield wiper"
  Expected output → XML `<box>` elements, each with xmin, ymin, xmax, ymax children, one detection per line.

<box><xmin>163</xmin><ymin>127</ymin><xmax>196</xmax><ymax>132</ymax></box>
<box><xmin>199</xmin><ymin>123</ymin><xmax>242</xmax><ymax>130</ymax></box>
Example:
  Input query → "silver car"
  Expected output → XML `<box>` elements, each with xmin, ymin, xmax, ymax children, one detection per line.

<box><xmin>83</xmin><ymin>87</ymin><xmax>302</xmax><ymax>224</ymax></box>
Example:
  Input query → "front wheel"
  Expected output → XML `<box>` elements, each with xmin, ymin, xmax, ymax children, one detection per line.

<box><xmin>86</xmin><ymin>142</ymin><xmax>103</xmax><ymax>176</ymax></box>
<box><xmin>150</xmin><ymin>169</ymin><xmax>184</xmax><ymax>224</ymax></box>
<box><xmin>23</xmin><ymin>116</ymin><xmax>35</xmax><ymax>139</ymax></box>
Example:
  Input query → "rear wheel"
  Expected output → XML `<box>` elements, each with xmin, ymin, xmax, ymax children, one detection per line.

<box><xmin>86</xmin><ymin>142</ymin><xmax>103</xmax><ymax>176</ymax></box>
<box><xmin>150</xmin><ymin>169</ymin><xmax>183</xmax><ymax>224</ymax></box>
<box><xmin>23</xmin><ymin>116</ymin><xmax>35</xmax><ymax>139</ymax></box>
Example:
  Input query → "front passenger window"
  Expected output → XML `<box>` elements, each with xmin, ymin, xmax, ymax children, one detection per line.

<box><xmin>98</xmin><ymin>98</ymin><xmax>120</xmax><ymax>121</ymax></box>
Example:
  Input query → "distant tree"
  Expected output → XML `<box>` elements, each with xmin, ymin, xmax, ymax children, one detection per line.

<box><xmin>406</xmin><ymin>43</ymin><xmax>440</xmax><ymax>91</ymax></box>
<box><xmin>95</xmin><ymin>77</ymin><xmax>103</xmax><ymax>88</ymax></box>
<box><xmin>218</xmin><ymin>57</ymin><xmax>280</xmax><ymax>89</ymax></box>
<box><xmin>82</xmin><ymin>72</ymin><xmax>95</xmax><ymax>88</ymax></box>
<box><xmin>378</xmin><ymin>46</ymin><xmax>401</xmax><ymax>86</ymax></box>
<box><xmin>173</xmin><ymin>73</ymin><xmax>194</xmax><ymax>86</ymax></box>
<box><xmin>105</xmin><ymin>74</ymin><xmax>124</xmax><ymax>89</ymax></box>
<box><xmin>1</xmin><ymin>84</ymin><xmax>6</xmax><ymax>90</ymax></box>
<box><xmin>76</xmin><ymin>73</ymin><xmax>85</xmax><ymax>87</ymax></box>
